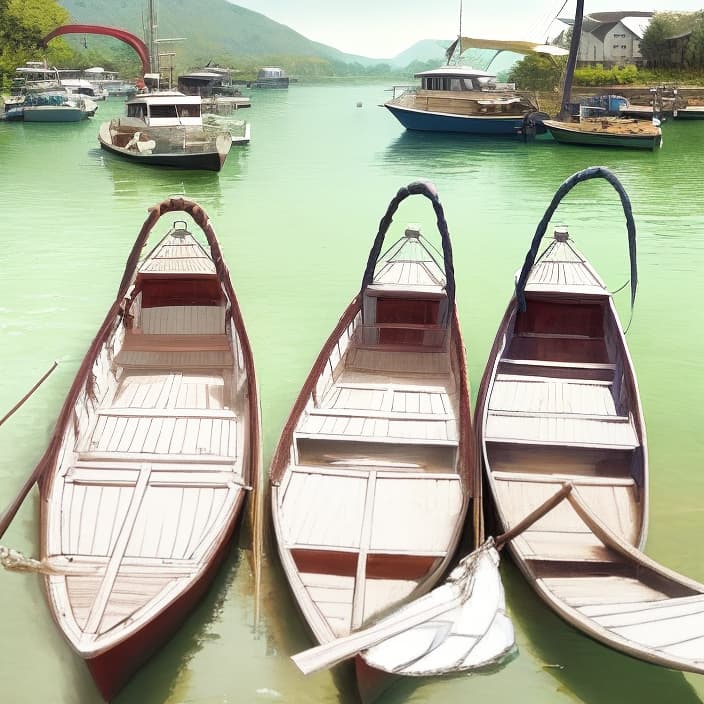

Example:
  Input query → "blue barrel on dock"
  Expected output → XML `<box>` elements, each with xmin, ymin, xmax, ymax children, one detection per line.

<box><xmin>607</xmin><ymin>95</ymin><xmax>629</xmax><ymax>114</ymax></box>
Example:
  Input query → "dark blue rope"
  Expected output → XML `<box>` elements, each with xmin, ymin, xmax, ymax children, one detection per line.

<box><xmin>515</xmin><ymin>166</ymin><xmax>638</xmax><ymax>312</ymax></box>
<box><xmin>360</xmin><ymin>181</ymin><xmax>456</xmax><ymax>315</ymax></box>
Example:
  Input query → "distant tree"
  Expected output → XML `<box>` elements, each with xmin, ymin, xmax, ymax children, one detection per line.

<box><xmin>555</xmin><ymin>28</ymin><xmax>573</xmax><ymax>50</ymax></box>
<box><xmin>640</xmin><ymin>12</ymin><xmax>694</xmax><ymax>68</ymax></box>
<box><xmin>0</xmin><ymin>0</ymin><xmax>72</xmax><ymax>87</ymax></box>
<box><xmin>507</xmin><ymin>54</ymin><xmax>565</xmax><ymax>91</ymax></box>
<box><xmin>684</xmin><ymin>12</ymin><xmax>704</xmax><ymax>68</ymax></box>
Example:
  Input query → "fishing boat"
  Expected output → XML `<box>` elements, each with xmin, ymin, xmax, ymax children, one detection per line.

<box><xmin>383</xmin><ymin>38</ymin><xmax>566</xmax><ymax>136</ymax></box>
<box><xmin>477</xmin><ymin>166</ymin><xmax>704</xmax><ymax>676</ymax></box>
<box><xmin>32</xmin><ymin>197</ymin><xmax>260</xmax><ymax>699</ymax></box>
<box><xmin>270</xmin><ymin>181</ymin><xmax>476</xmax><ymax>702</ymax></box>
<box><xmin>98</xmin><ymin>91</ymin><xmax>250</xmax><ymax>171</ymax></box>
<box><xmin>543</xmin><ymin>111</ymin><xmax>662</xmax><ymax>150</ymax></box>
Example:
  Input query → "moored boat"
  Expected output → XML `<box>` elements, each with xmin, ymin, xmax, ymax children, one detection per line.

<box><xmin>477</xmin><ymin>166</ymin><xmax>704</xmax><ymax>675</ymax></box>
<box><xmin>383</xmin><ymin>38</ymin><xmax>566</xmax><ymax>136</ymax></box>
<box><xmin>543</xmin><ymin>114</ymin><xmax>662</xmax><ymax>150</ymax></box>
<box><xmin>98</xmin><ymin>91</ymin><xmax>250</xmax><ymax>171</ymax></box>
<box><xmin>32</xmin><ymin>197</ymin><xmax>260</xmax><ymax>699</ymax></box>
<box><xmin>3</xmin><ymin>91</ymin><xmax>97</xmax><ymax>122</ymax></box>
<box><xmin>270</xmin><ymin>181</ymin><xmax>476</xmax><ymax>702</ymax></box>
<box><xmin>251</xmin><ymin>66</ymin><xmax>289</xmax><ymax>88</ymax></box>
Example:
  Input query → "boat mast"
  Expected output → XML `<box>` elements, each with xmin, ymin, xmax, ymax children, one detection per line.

<box><xmin>446</xmin><ymin>1</ymin><xmax>463</xmax><ymax>65</ymax></box>
<box><xmin>558</xmin><ymin>0</ymin><xmax>584</xmax><ymax>120</ymax></box>
<box><xmin>147</xmin><ymin>0</ymin><xmax>158</xmax><ymax>74</ymax></box>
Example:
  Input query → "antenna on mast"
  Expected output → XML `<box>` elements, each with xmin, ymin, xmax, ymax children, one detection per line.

<box><xmin>459</xmin><ymin>0</ymin><xmax>463</xmax><ymax>41</ymax></box>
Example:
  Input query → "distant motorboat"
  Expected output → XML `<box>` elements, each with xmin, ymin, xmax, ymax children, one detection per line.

<box><xmin>251</xmin><ymin>66</ymin><xmax>289</xmax><ymax>89</ymax></box>
<box><xmin>3</xmin><ymin>90</ymin><xmax>97</xmax><ymax>122</ymax></box>
<box><xmin>98</xmin><ymin>91</ymin><xmax>250</xmax><ymax>171</ymax></box>
<box><xmin>60</xmin><ymin>77</ymin><xmax>108</xmax><ymax>101</ymax></box>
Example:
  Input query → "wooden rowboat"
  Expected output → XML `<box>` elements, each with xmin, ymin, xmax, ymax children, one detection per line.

<box><xmin>477</xmin><ymin>166</ymin><xmax>704</xmax><ymax>675</ymax></box>
<box><xmin>34</xmin><ymin>198</ymin><xmax>260</xmax><ymax>699</ymax></box>
<box><xmin>542</xmin><ymin>117</ymin><xmax>662</xmax><ymax>150</ymax></box>
<box><xmin>270</xmin><ymin>181</ymin><xmax>476</xmax><ymax>702</ymax></box>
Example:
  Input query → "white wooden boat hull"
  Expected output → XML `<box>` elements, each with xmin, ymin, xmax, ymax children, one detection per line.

<box><xmin>37</xmin><ymin>198</ymin><xmax>260</xmax><ymax>699</ymax></box>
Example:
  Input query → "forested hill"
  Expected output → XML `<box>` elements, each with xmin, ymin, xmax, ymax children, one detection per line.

<box><xmin>57</xmin><ymin>0</ymin><xmax>394</xmax><ymax>69</ymax></box>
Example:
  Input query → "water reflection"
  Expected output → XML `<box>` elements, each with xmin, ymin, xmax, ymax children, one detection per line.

<box><xmin>381</xmin><ymin>130</ymin><xmax>530</xmax><ymax>170</ymax></box>
<box><xmin>97</xmin><ymin>149</ymin><xmax>230</xmax><ymax>206</ymax></box>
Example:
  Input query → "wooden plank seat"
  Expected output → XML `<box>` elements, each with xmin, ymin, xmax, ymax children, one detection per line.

<box><xmin>344</xmin><ymin>347</ymin><xmax>450</xmax><ymax>377</ymax></box>
<box><xmin>45</xmin><ymin>553</ymin><xmax>201</xmax><ymax>578</ymax></box>
<box><xmin>296</xmin><ymin>410</ymin><xmax>457</xmax><ymax>445</ymax></box>
<box><xmin>121</xmin><ymin>333</ymin><xmax>230</xmax><ymax>352</ymax></box>
<box><xmin>498</xmin><ymin>358</ymin><xmax>615</xmax><ymax>382</ymax></box>
<box><xmin>320</xmin><ymin>381</ymin><xmax>452</xmax><ymax>417</ymax></box>
<box><xmin>84</xmin><ymin>408</ymin><xmax>238</xmax><ymax>458</ymax></box>
<box><xmin>490</xmin><ymin>376</ymin><xmax>618</xmax><ymax>416</ymax></box>
<box><xmin>66</xmin><ymin>463</ymin><xmax>241</xmax><ymax>489</ymax></box>
<box><xmin>485</xmin><ymin>409</ymin><xmax>638</xmax><ymax>449</ymax></box>
<box><xmin>138</xmin><ymin>306</ymin><xmax>226</xmax><ymax>335</ymax></box>
<box><xmin>114</xmin><ymin>331</ymin><xmax>233</xmax><ymax>369</ymax></box>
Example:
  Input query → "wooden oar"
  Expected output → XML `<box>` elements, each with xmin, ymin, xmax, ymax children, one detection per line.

<box><xmin>0</xmin><ymin>361</ymin><xmax>59</xmax><ymax>540</ymax></box>
<box><xmin>495</xmin><ymin>481</ymin><xmax>573</xmax><ymax>549</ymax></box>
<box><xmin>0</xmin><ymin>361</ymin><xmax>58</xmax><ymax>428</ymax></box>
<box><xmin>292</xmin><ymin>482</ymin><xmax>574</xmax><ymax>675</ymax></box>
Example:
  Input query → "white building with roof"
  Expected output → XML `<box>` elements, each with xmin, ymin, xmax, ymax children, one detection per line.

<box><xmin>559</xmin><ymin>11</ymin><xmax>653</xmax><ymax>66</ymax></box>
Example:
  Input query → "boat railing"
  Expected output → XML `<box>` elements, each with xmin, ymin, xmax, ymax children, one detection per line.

<box><xmin>353</xmin><ymin>322</ymin><xmax>448</xmax><ymax>351</ymax></box>
<box><xmin>390</xmin><ymin>85</ymin><xmax>415</xmax><ymax>99</ymax></box>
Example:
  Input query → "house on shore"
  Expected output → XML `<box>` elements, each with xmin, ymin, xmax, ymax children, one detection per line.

<box><xmin>559</xmin><ymin>11</ymin><xmax>653</xmax><ymax>66</ymax></box>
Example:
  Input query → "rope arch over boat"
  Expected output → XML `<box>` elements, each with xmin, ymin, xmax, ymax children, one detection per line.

<box><xmin>514</xmin><ymin>166</ymin><xmax>638</xmax><ymax>312</ymax></box>
<box><xmin>37</xmin><ymin>198</ymin><xmax>260</xmax><ymax>498</ymax></box>
<box><xmin>360</xmin><ymin>180</ymin><xmax>456</xmax><ymax>315</ymax></box>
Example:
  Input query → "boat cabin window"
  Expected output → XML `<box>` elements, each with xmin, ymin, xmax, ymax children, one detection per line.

<box><xmin>422</xmin><ymin>76</ymin><xmax>479</xmax><ymax>91</ymax></box>
<box><xmin>127</xmin><ymin>103</ymin><xmax>147</xmax><ymax>119</ymax></box>
<box><xmin>177</xmin><ymin>104</ymin><xmax>201</xmax><ymax>118</ymax></box>
<box><xmin>149</xmin><ymin>104</ymin><xmax>178</xmax><ymax>118</ymax></box>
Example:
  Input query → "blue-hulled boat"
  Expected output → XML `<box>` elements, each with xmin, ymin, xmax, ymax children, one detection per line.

<box><xmin>383</xmin><ymin>66</ymin><xmax>540</xmax><ymax>136</ymax></box>
<box><xmin>383</xmin><ymin>37</ymin><xmax>567</xmax><ymax>137</ymax></box>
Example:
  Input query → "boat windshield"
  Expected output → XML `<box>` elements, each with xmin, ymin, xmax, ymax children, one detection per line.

<box><xmin>146</xmin><ymin>104</ymin><xmax>201</xmax><ymax>118</ymax></box>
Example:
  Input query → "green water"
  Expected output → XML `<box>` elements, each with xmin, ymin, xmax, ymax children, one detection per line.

<box><xmin>1</xmin><ymin>83</ymin><xmax>703</xmax><ymax>704</ymax></box>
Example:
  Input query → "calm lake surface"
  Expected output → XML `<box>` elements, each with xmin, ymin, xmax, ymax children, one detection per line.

<box><xmin>1</xmin><ymin>82</ymin><xmax>703</xmax><ymax>704</ymax></box>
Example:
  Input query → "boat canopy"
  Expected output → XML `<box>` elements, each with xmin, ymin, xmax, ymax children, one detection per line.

<box><xmin>415</xmin><ymin>66</ymin><xmax>495</xmax><ymax>79</ymax></box>
<box><xmin>446</xmin><ymin>37</ymin><xmax>569</xmax><ymax>59</ymax></box>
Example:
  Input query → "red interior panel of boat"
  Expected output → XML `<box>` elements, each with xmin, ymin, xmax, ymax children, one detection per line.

<box><xmin>376</xmin><ymin>298</ymin><xmax>439</xmax><ymax>345</ymax></box>
<box><xmin>365</xmin><ymin>553</ymin><xmax>438</xmax><ymax>580</ymax></box>
<box><xmin>291</xmin><ymin>549</ymin><xmax>358</xmax><ymax>577</ymax></box>
<box><xmin>138</xmin><ymin>276</ymin><xmax>223</xmax><ymax>307</ymax></box>
<box><xmin>517</xmin><ymin>300</ymin><xmax>604</xmax><ymax>338</ymax></box>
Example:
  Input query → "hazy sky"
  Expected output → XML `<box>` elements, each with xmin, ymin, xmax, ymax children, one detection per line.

<box><xmin>230</xmin><ymin>1</ymin><xmax>704</xmax><ymax>57</ymax></box>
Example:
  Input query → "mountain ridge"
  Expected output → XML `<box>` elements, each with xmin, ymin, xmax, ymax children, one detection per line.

<box><xmin>57</xmin><ymin>0</ymin><xmax>449</xmax><ymax>70</ymax></box>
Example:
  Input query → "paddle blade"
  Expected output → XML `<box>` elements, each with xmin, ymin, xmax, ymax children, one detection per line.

<box><xmin>361</xmin><ymin>545</ymin><xmax>515</xmax><ymax>675</ymax></box>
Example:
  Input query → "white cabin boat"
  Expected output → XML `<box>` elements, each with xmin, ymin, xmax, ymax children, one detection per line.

<box><xmin>98</xmin><ymin>91</ymin><xmax>250</xmax><ymax>171</ymax></box>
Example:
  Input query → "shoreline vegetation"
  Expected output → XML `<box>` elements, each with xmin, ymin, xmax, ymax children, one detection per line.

<box><xmin>2</xmin><ymin>2</ymin><xmax>704</xmax><ymax>100</ymax></box>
